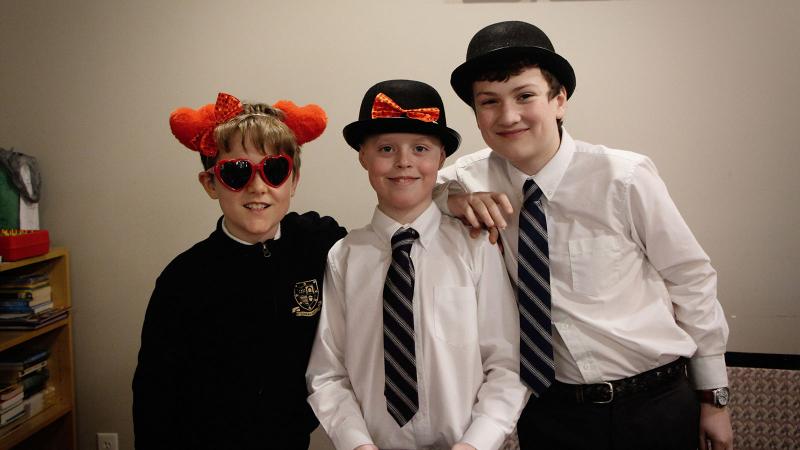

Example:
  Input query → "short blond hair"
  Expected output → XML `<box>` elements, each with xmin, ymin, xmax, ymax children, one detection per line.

<box><xmin>202</xmin><ymin>104</ymin><xmax>301</xmax><ymax>177</ymax></box>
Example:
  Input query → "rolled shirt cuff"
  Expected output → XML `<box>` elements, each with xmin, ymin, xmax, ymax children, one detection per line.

<box><xmin>460</xmin><ymin>416</ymin><xmax>508</xmax><ymax>450</ymax></box>
<box><xmin>688</xmin><ymin>354</ymin><xmax>729</xmax><ymax>389</ymax></box>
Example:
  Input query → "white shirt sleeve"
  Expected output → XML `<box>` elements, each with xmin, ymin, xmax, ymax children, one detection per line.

<box><xmin>434</xmin><ymin>163</ymin><xmax>467</xmax><ymax>217</ymax></box>
<box><xmin>626</xmin><ymin>157</ymin><xmax>729</xmax><ymax>389</ymax></box>
<box><xmin>306</xmin><ymin>254</ymin><xmax>374</xmax><ymax>450</ymax></box>
<box><xmin>460</xmin><ymin>240</ymin><xmax>529</xmax><ymax>450</ymax></box>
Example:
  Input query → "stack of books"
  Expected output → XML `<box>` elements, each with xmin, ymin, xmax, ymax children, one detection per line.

<box><xmin>0</xmin><ymin>270</ymin><xmax>67</xmax><ymax>330</ymax></box>
<box><xmin>0</xmin><ymin>385</ymin><xmax>24</xmax><ymax>428</ymax></box>
<box><xmin>0</xmin><ymin>348</ymin><xmax>50</xmax><ymax>429</ymax></box>
<box><xmin>0</xmin><ymin>273</ymin><xmax>53</xmax><ymax>318</ymax></box>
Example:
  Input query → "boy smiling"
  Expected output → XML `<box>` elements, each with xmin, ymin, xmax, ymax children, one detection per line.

<box><xmin>439</xmin><ymin>20</ymin><xmax>733</xmax><ymax>450</ymax></box>
<box><xmin>360</xmin><ymin>132</ymin><xmax>445</xmax><ymax>224</ymax></box>
<box><xmin>133</xmin><ymin>93</ymin><xmax>346</xmax><ymax>449</ymax></box>
<box><xmin>306</xmin><ymin>80</ymin><xmax>526</xmax><ymax>450</ymax></box>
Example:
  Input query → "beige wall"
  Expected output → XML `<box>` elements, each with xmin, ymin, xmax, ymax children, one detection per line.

<box><xmin>2</xmin><ymin>0</ymin><xmax>799</xmax><ymax>448</ymax></box>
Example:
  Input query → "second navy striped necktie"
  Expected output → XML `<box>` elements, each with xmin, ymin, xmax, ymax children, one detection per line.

<box><xmin>517</xmin><ymin>179</ymin><xmax>555</xmax><ymax>396</ymax></box>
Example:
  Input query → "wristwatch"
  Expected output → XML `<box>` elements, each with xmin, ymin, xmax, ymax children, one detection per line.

<box><xmin>697</xmin><ymin>387</ymin><xmax>730</xmax><ymax>408</ymax></box>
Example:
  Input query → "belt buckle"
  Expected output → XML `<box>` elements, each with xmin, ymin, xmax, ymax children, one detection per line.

<box><xmin>592</xmin><ymin>382</ymin><xmax>614</xmax><ymax>404</ymax></box>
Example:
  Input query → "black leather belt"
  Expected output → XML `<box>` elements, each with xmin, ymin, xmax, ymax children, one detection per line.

<box><xmin>548</xmin><ymin>358</ymin><xmax>687</xmax><ymax>404</ymax></box>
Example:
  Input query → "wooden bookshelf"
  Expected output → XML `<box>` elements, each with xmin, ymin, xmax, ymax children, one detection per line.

<box><xmin>0</xmin><ymin>248</ymin><xmax>75</xmax><ymax>450</ymax></box>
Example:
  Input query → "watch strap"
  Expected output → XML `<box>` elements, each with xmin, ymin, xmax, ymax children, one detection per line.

<box><xmin>696</xmin><ymin>387</ymin><xmax>729</xmax><ymax>407</ymax></box>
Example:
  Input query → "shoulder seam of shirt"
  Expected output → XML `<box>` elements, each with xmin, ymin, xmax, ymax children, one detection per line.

<box><xmin>573</xmin><ymin>140</ymin><xmax>648</xmax><ymax>165</ymax></box>
<box><xmin>455</xmin><ymin>148</ymin><xmax>493</xmax><ymax>169</ymax></box>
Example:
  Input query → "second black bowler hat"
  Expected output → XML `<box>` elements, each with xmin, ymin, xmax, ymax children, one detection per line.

<box><xmin>343</xmin><ymin>79</ymin><xmax>461</xmax><ymax>156</ymax></box>
<box><xmin>450</xmin><ymin>20</ymin><xmax>576</xmax><ymax>105</ymax></box>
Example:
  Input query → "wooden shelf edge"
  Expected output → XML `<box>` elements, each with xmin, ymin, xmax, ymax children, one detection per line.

<box><xmin>0</xmin><ymin>402</ymin><xmax>72</xmax><ymax>450</ymax></box>
<box><xmin>0</xmin><ymin>318</ymin><xmax>70</xmax><ymax>353</ymax></box>
<box><xmin>0</xmin><ymin>248</ymin><xmax>67</xmax><ymax>272</ymax></box>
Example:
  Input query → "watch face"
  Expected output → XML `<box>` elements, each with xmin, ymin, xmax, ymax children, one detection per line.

<box><xmin>714</xmin><ymin>387</ymin><xmax>730</xmax><ymax>407</ymax></box>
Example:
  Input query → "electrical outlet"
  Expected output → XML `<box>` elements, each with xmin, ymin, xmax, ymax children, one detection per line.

<box><xmin>97</xmin><ymin>432</ymin><xmax>119</xmax><ymax>450</ymax></box>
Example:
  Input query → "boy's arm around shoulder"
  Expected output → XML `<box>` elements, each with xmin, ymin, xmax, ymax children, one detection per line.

<box><xmin>295</xmin><ymin>211</ymin><xmax>347</xmax><ymax>251</ymax></box>
<box><xmin>460</xmin><ymin>236</ymin><xmax>528</xmax><ymax>450</ymax></box>
<box><xmin>434</xmin><ymin>162</ymin><xmax>465</xmax><ymax>216</ymax></box>
<box><xmin>626</xmin><ymin>157</ymin><xmax>728</xmax><ymax>389</ymax></box>
<box><xmin>306</xmin><ymin>241</ymin><xmax>373</xmax><ymax>450</ymax></box>
<box><xmin>437</xmin><ymin>159</ymin><xmax>513</xmax><ymax>245</ymax></box>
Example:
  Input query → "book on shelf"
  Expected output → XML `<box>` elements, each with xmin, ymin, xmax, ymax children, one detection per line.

<box><xmin>0</xmin><ymin>307</ymin><xmax>69</xmax><ymax>330</ymax></box>
<box><xmin>0</xmin><ymin>400</ymin><xmax>25</xmax><ymax>427</ymax></box>
<box><xmin>0</xmin><ymin>384</ymin><xmax>22</xmax><ymax>402</ymax></box>
<box><xmin>20</xmin><ymin>368</ymin><xmax>49</xmax><ymax>397</ymax></box>
<box><xmin>0</xmin><ymin>284</ymin><xmax>52</xmax><ymax>304</ymax></box>
<box><xmin>0</xmin><ymin>311</ymin><xmax>33</xmax><ymax>320</ymax></box>
<box><xmin>23</xmin><ymin>391</ymin><xmax>43</xmax><ymax>419</ymax></box>
<box><xmin>0</xmin><ymin>390</ymin><xmax>22</xmax><ymax>414</ymax></box>
<box><xmin>0</xmin><ymin>348</ymin><xmax>49</xmax><ymax>372</ymax></box>
<box><xmin>0</xmin><ymin>270</ymin><xmax>49</xmax><ymax>290</ymax></box>
<box><xmin>31</xmin><ymin>301</ymin><xmax>53</xmax><ymax>315</ymax></box>
<box><xmin>0</xmin><ymin>293</ymin><xmax>51</xmax><ymax>308</ymax></box>
<box><xmin>0</xmin><ymin>300</ymin><xmax>53</xmax><ymax>318</ymax></box>
<box><xmin>0</xmin><ymin>385</ymin><xmax>22</xmax><ymax>411</ymax></box>
<box><xmin>0</xmin><ymin>360</ymin><xmax>48</xmax><ymax>385</ymax></box>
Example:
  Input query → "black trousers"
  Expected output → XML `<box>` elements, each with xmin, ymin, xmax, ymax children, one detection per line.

<box><xmin>517</xmin><ymin>375</ymin><xmax>700</xmax><ymax>450</ymax></box>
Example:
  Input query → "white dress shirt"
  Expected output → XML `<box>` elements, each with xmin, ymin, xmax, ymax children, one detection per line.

<box><xmin>437</xmin><ymin>129</ymin><xmax>729</xmax><ymax>389</ymax></box>
<box><xmin>306</xmin><ymin>202</ymin><xmax>527</xmax><ymax>450</ymax></box>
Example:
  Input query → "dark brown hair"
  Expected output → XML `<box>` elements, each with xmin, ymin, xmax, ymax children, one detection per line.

<box><xmin>472</xmin><ymin>56</ymin><xmax>565</xmax><ymax>128</ymax></box>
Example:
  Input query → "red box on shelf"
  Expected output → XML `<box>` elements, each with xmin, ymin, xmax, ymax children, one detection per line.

<box><xmin>0</xmin><ymin>230</ymin><xmax>50</xmax><ymax>261</ymax></box>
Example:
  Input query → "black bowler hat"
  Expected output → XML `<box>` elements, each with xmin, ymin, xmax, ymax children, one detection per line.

<box><xmin>343</xmin><ymin>79</ymin><xmax>461</xmax><ymax>156</ymax></box>
<box><xmin>450</xmin><ymin>20</ymin><xmax>576</xmax><ymax>105</ymax></box>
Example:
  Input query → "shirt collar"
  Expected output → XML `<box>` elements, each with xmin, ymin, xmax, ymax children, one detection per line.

<box><xmin>505</xmin><ymin>128</ymin><xmax>576</xmax><ymax>201</ymax></box>
<box><xmin>221</xmin><ymin>217</ymin><xmax>281</xmax><ymax>245</ymax></box>
<box><xmin>370</xmin><ymin>202</ymin><xmax>440</xmax><ymax>251</ymax></box>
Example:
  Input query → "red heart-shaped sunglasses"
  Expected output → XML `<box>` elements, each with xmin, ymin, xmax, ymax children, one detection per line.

<box><xmin>208</xmin><ymin>154</ymin><xmax>294</xmax><ymax>192</ymax></box>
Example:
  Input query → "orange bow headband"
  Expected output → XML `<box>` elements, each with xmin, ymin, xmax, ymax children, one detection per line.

<box><xmin>169</xmin><ymin>92</ymin><xmax>327</xmax><ymax>157</ymax></box>
<box><xmin>370</xmin><ymin>93</ymin><xmax>440</xmax><ymax>123</ymax></box>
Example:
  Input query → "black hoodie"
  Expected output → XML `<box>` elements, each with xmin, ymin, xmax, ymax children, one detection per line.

<box><xmin>133</xmin><ymin>212</ymin><xmax>346</xmax><ymax>450</ymax></box>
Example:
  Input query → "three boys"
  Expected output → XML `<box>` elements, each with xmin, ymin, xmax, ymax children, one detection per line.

<box><xmin>137</xmin><ymin>19</ymin><xmax>733</xmax><ymax>450</ymax></box>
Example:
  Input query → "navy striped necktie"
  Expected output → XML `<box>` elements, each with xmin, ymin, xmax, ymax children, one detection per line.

<box><xmin>517</xmin><ymin>179</ymin><xmax>555</xmax><ymax>396</ymax></box>
<box><xmin>383</xmin><ymin>227</ymin><xmax>419</xmax><ymax>426</ymax></box>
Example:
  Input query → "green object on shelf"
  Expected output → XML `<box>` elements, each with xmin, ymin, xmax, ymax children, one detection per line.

<box><xmin>0</xmin><ymin>167</ymin><xmax>20</xmax><ymax>229</ymax></box>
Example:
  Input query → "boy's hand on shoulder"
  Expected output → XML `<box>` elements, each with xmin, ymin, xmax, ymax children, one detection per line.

<box><xmin>448</xmin><ymin>192</ymin><xmax>514</xmax><ymax>244</ymax></box>
<box><xmin>451</xmin><ymin>443</ymin><xmax>477</xmax><ymax>450</ymax></box>
<box><xmin>698</xmin><ymin>403</ymin><xmax>733</xmax><ymax>450</ymax></box>
<box><xmin>353</xmin><ymin>445</ymin><xmax>379</xmax><ymax>450</ymax></box>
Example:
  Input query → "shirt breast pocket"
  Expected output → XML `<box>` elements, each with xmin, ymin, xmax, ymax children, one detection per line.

<box><xmin>433</xmin><ymin>286</ymin><xmax>478</xmax><ymax>347</ymax></box>
<box><xmin>568</xmin><ymin>235</ymin><xmax>622</xmax><ymax>297</ymax></box>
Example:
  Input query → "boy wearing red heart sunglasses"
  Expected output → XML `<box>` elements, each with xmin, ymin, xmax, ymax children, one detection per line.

<box><xmin>133</xmin><ymin>93</ymin><xmax>346</xmax><ymax>450</ymax></box>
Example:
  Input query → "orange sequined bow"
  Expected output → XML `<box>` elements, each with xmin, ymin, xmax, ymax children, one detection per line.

<box><xmin>371</xmin><ymin>93</ymin><xmax>440</xmax><ymax>123</ymax></box>
<box><xmin>191</xmin><ymin>93</ymin><xmax>244</xmax><ymax>157</ymax></box>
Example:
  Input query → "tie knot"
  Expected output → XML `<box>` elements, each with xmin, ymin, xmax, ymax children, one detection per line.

<box><xmin>391</xmin><ymin>227</ymin><xmax>418</xmax><ymax>251</ymax></box>
<box><xmin>523</xmin><ymin>179</ymin><xmax>543</xmax><ymax>203</ymax></box>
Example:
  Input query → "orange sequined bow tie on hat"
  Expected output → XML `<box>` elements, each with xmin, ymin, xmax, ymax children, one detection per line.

<box><xmin>342</xmin><ymin>79</ymin><xmax>461</xmax><ymax>155</ymax></box>
<box><xmin>371</xmin><ymin>93</ymin><xmax>440</xmax><ymax>123</ymax></box>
